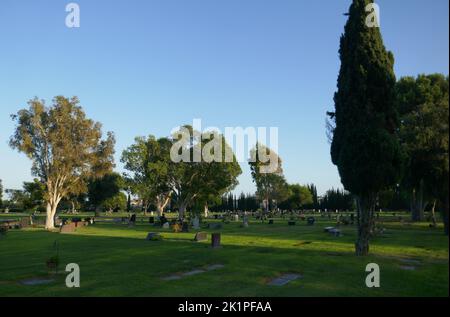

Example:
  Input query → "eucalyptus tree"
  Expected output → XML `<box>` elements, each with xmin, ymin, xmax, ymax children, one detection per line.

<box><xmin>10</xmin><ymin>96</ymin><xmax>115</xmax><ymax>229</ymax></box>
<box><xmin>249</xmin><ymin>143</ymin><xmax>289</xmax><ymax>213</ymax></box>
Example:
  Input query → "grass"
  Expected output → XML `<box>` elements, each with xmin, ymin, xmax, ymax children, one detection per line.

<box><xmin>0</xmin><ymin>214</ymin><xmax>448</xmax><ymax>297</ymax></box>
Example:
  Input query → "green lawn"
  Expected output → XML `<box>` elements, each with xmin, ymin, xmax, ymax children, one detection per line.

<box><xmin>0</xmin><ymin>215</ymin><xmax>448</xmax><ymax>297</ymax></box>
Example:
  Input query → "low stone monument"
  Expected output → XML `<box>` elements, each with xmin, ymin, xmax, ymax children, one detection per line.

<box><xmin>60</xmin><ymin>222</ymin><xmax>76</xmax><ymax>233</ymax></box>
<box><xmin>194</xmin><ymin>232</ymin><xmax>207</xmax><ymax>242</ymax></box>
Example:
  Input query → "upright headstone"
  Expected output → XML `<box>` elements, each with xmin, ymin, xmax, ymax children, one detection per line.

<box><xmin>243</xmin><ymin>216</ymin><xmax>249</xmax><ymax>227</ymax></box>
<box><xmin>192</xmin><ymin>217</ymin><xmax>200</xmax><ymax>230</ymax></box>
<box><xmin>182</xmin><ymin>222</ymin><xmax>189</xmax><ymax>232</ymax></box>
<box><xmin>211</xmin><ymin>233</ymin><xmax>221</xmax><ymax>248</ymax></box>
<box><xmin>149</xmin><ymin>217</ymin><xmax>155</xmax><ymax>224</ymax></box>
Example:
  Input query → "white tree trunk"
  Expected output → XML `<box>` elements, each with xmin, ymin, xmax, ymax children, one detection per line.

<box><xmin>430</xmin><ymin>199</ymin><xmax>437</xmax><ymax>227</ymax></box>
<box><xmin>45</xmin><ymin>202</ymin><xmax>57</xmax><ymax>230</ymax></box>
<box><xmin>156</xmin><ymin>193</ymin><xmax>171</xmax><ymax>217</ymax></box>
<box><xmin>204</xmin><ymin>203</ymin><xmax>209</xmax><ymax>218</ymax></box>
<box><xmin>156</xmin><ymin>204</ymin><xmax>163</xmax><ymax>217</ymax></box>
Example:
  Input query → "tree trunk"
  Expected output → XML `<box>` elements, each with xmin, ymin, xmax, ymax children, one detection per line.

<box><xmin>411</xmin><ymin>182</ymin><xmax>427</xmax><ymax>222</ymax></box>
<box><xmin>355</xmin><ymin>195</ymin><xmax>375</xmax><ymax>256</ymax></box>
<box><xmin>430</xmin><ymin>200</ymin><xmax>437</xmax><ymax>228</ymax></box>
<box><xmin>156</xmin><ymin>193</ymin><xmax>171</xmax><ymax>217</ymax></box>
<box><xmin>204</xmin><ymin>203</ymin><xmax>209</xmax><ymax>218</ymax></box>
<box><xmin>156</xmin><ymin>205</ymin><xmax>163</xmax><ymax>217</ymax></box>
<box><xmin>45</xmin><ymin>202</ymin><xmax>57</xmax><ymax>230</ymax></box>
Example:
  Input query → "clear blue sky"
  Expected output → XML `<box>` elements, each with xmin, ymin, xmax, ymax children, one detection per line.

<box><xmin>0</xmin><ymin>0</ymin><xmax>448</xmax><ymax>196</ymax></box>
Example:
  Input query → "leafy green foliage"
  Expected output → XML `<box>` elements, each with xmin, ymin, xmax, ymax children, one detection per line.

<box><xmin>103</xmin><ymin>192</ymin><xmax>127</xmax><ymax>212</ymax></box>
<box><xmin>22</xmin><ymin>179</ymin><xmax>45</xmax><ymax>210</ymax></box>
<box><xmin>87</xmin><ymin>172</ymin><xmax>124</xmax><ymax>210</ymax></box>
<box><xmin>320</xmin><ymin>188</ymin><xmax>354</xmax><ymax>211</ymax></box>
<box><xmin>169</xmin><ymin>126</ymin><xmax>242</xmax><ymax>216</ymax></box>
<box><xmin>279</xmin><ymin>184</ymin><xmax>313</xmax><ymax>210</ymax></box>
<box><xmin>397</xmin><ymin>75</ymin><xmax>449</xmax><ymax>198</ymax></box>
<box><xmin>122</xmin><ymin>135</ymin><xmax>175</xmax><ymax>213</ymax></box>
<box><xmin>396</xmin><ymin>74</ymin><xmax>449</xmax><ymax>228</ymax></box>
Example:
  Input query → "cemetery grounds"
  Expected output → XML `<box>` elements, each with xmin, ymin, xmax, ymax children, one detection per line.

<box><xmin>0</xmin><ymin>212</ymin><xmax>448</xmax><ymax>297</ymax></box>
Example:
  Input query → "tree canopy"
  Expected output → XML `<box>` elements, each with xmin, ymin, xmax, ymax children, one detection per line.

<box><xmin>397</xmin><ymin>74</ymin><xmax>449</xmax><ymax>231</ymax></box>
<box><xmin>170</xmin><ymin>126</ymin><xmax>242</xmax><ymax>218</ymax></box>
<box><xmin>121</xmin><ymin>135</ymin><xmax>174</xmax><ymax>215</ymax></box>
<box><xmin>279</xmin><ymin>184</ymin><xmax>313</xmax><ymax>210</ymax></box>
<box><xmin>9</xmin><ymin>96</ymin><xmax>115</xmax><ymax>229</ymax></box>
<box><xmin>249</xmin><ymin>143</ymin><xmax>289</xmax><ymax>212</ymax></box>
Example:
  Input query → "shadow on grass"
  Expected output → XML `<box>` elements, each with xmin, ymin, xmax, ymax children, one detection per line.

<box><xmin>0</xmin><ymin>227</ymin><xmax>448</xmax><ymax>297</ymax></box>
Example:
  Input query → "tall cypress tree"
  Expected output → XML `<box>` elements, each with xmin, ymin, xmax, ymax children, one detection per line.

<box><xmin>329</xmin><ymin>0</ymin><xmax>404</xmax><ymax>255</ymax></box>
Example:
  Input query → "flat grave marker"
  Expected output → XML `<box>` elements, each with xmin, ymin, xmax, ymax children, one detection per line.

<box><xmin>267</xmin><ymin>273</ymin><xmax>302</xmax><ymax>286</ymax></box>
